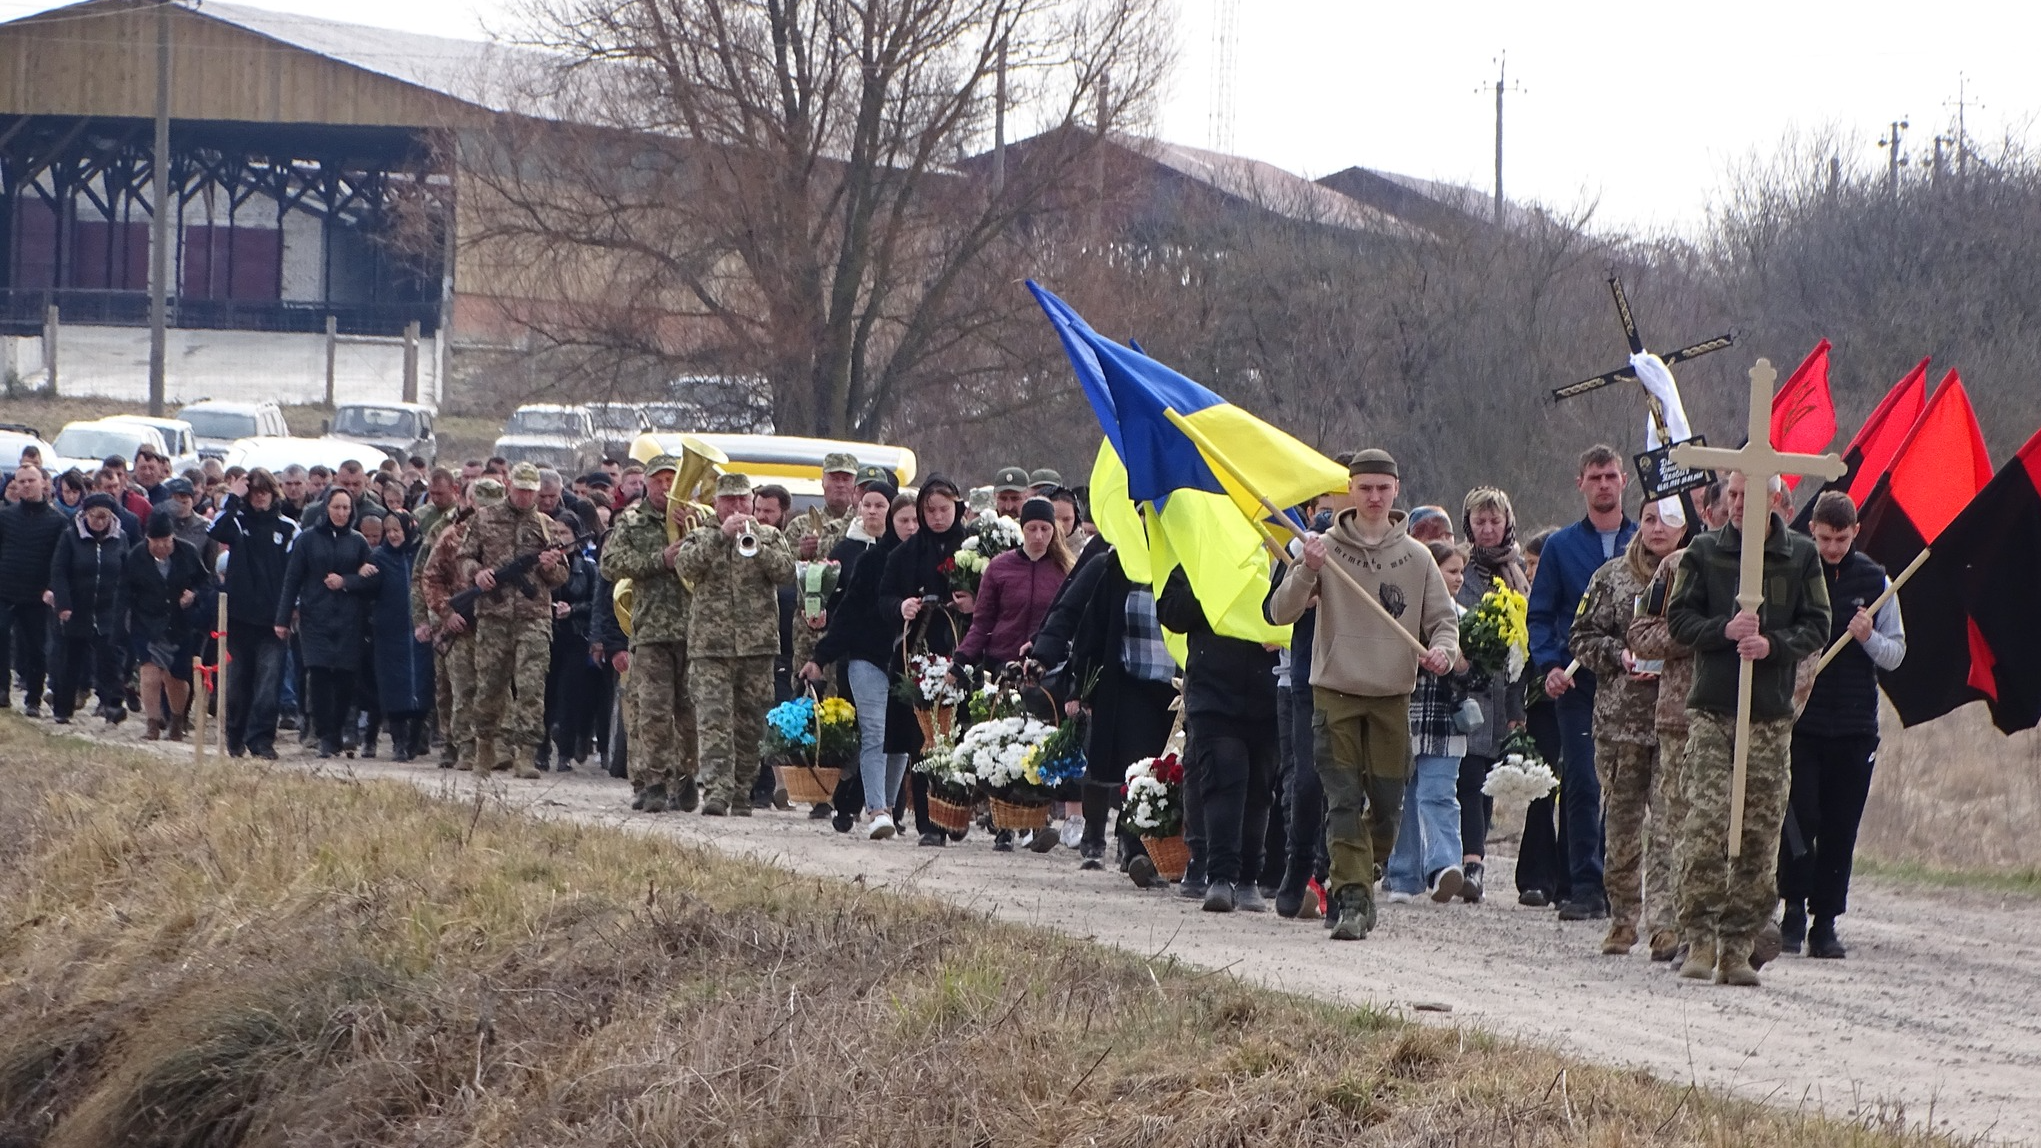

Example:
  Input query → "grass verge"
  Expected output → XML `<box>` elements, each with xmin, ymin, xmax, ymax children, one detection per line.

<box><xmin>0</xmin><ymin>714</ymin><xmax>1970</xmax><ymax>1147</ymax></box>
<box><xmin>1853</xmin><ymin>856</ymin><xmax>2041</xmax><ymax>897</ymax></box>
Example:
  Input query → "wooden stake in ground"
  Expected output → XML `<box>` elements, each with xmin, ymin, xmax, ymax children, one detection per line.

<box><xmin>191</xmin><ymin>655</ymin><xmax>207</xmax><ymax>765</ymax></box>
<box><xmin>215</xmin><ymin>592</ymin><xmax>228</xmax><ymax>759</ymax></box>
<box><xmin>1670</xmin><ymin>360</ymin><xmax>1845</xmax><ymax>858</ymax></box>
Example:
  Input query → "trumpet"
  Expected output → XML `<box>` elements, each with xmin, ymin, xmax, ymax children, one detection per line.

<box><xmin>736</xmin><ymin>518</ymin><xmax>760</xmax><ymax>559</ymax></box>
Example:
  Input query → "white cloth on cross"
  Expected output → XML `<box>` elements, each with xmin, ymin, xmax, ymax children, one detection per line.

<box><xmin>1631</xmin><ymin>351</ymin><xmax>1692</xmax><ymax>528</ymax></box>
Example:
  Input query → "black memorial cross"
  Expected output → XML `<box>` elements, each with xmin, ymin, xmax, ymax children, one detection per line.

<box><xmin>1553</xmin><ymin>277</ymin><xmax>1735</xmax><ymax>403</ymax></box>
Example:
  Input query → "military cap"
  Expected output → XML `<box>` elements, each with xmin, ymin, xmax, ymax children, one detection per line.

<box><xmin>509</xmin><ymin>461</ymin><xmax>543</xmax><ymax>491</ymax></box>
<box><xmin>1028</xmin><ymin>467</ymin><xmax>1063</xmax><ymax>489</ymax></box>
<box><xmin>714</xmin><ymin>472</ymin><xmax>754</xmax><ymax>497</ymax></box>
<box><xmin>855</xmin><ymin>463</ymin><xmax>894</xmax><ymax>490</ymax></box>
<box><xmin>822</xmin><ymin>451</ymin><xmax>860</xmax><ymax>475</ymax></box>
<box><xmin>645</xmin><ymin>453</ymin><xmax>681</xmax><ymax>477</ymax></box>
<box><xmin>163</xmin><ymin>477</ymin><xmax>195</xmax><ymax>497</ymax></box>
<box><xmin>472</xmin><ymin>477</ymin><xmax>506</xmax><ymax>505</ymax></box>
<box><xmin>1347</xmin><ymin>448</ymin><xmax>1398</xmax><ymax>478</ymax></box>
<box><xmin>993</xmin><ymin>466</ymin><xmax>1030</xmax><ymax>493</ymax></box>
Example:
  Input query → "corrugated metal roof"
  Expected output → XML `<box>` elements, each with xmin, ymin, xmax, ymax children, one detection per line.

<box><xmin>1124</xmin><ymin>136</ymin><xmax>1411</xmax><ymax>235</ymax></box>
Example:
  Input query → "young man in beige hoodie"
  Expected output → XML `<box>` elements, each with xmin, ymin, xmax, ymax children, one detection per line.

<box><xmin>1268</xmin><ymin>449</ymin><xmax>1460</xmax><ymax>940</ymax></box>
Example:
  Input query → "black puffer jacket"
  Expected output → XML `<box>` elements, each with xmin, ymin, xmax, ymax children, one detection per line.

<box><xmin>209</xmin><ymin>494</ymin><xmax>297</xmax><ymax>626</ymax></box>
<box><xmin>1157</xmin><ymin>566</ymin><xmax>1278</xmax><ymax>724</ymax></box>
<box><xmin>0</xmin><ymin>497</ymin><xmax>67</xmax><ymax>602</ymax></box>
<box><xmin>813</xmin><ymin>523</ymin><xmax>902</xmax><ymax>669</ymax></box>
<box><xmin>124</xmin><ymin>538</ymin><xmax>211</xmax><ymax>646</ymax></box>
<box><xmin>49</xmin><ymin>516</ymin><xmax>128</xmax><ymax>639</ymax></box>
<box><xmin>276</xmin><ymin>519</ymin><xmax>378</xmax><ymax>670</ymax></box>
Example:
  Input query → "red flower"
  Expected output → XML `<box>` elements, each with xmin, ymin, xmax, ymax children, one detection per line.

<box><xmin>1155</xmin><ymin>753</ymin><xmax>1184</xmax><ymax>785</ymax></box>
<box><xmin>937</xmin><ymin>555</ymin><xmax>956</xmax><ymax>575</ymax></box>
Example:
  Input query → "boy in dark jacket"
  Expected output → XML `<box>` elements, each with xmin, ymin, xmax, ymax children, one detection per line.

<box><xmin>125</xmin><ymin>510</ymin><xmax>210</xmax><ymax>741</ymax></box>
<box><xmin>0</xmin><ymin>465</ymin><xmax>66</xmax><ymax>714</ymax></box>
<box><xmin>49</xmin><ymin>493</ymin><xmax>130</xmax><ymax>724</ymax></box>
<box><xmin>210</xmin><ymin>468</ymin><xmax>298</xmax><ymax>757</ymax></box>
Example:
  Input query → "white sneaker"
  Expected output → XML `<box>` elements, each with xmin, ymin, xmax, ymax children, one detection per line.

<box><xmin>1428</xmin><ymin>865</ymin><xmax>1464</xmax><ymax>903</ymax></box>
<box><xmin>1060</xmin><ymin>816</ymin><xmax>1086</xmax><ymax>848</ymax></box>
<box><xmin>867</xmin><ymin>812</ymin><xmax>896</xmax><ymax>840</ymax></box>
<box><xmin>1386</xmin><ymin>890</ymin><xmax>1416</xmax><ymax>905</ymax></box>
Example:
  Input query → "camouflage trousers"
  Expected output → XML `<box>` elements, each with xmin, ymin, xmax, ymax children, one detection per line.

<box><xmin>433</xmin><ymin>645</ymin><xmax>456</xmax><ymax>765</ymax></box>
<box><xmin>1595</xmin><ymin>738</ymin><xmax>1673</xmax><ymax>936</ymax></box>
<box><xmin>469</xmin><ymin>614</ymin><xmax>552</xmax><ymax>762</ymax></box>
<box><xmin>1675</xmin><ymin>710</ymin><xmax>1792</xmax><ymax>954</ymax></box>
<box><xmin>1652</xmin><ymin>722</ymin><xmax>1691</xmax><ymax>937</ymax></box>
<box><xmin>690</xmin><ymin>654</ymin><xmax>774</xmax><ymax>810</ymax></box>
<box><xmin>442</xmin><ymin>634</ymin><xmax>478</xmax><ymax>768</ymax></box>
<box><xmin>627</xmin><ymin>639</ymin><xmax>697</xmax><ymax>793</ymax></box>
<box><xmin>1311</xmin><ymin>688</ymin><xmax>1410</xmax><ymax>900</ymax></box>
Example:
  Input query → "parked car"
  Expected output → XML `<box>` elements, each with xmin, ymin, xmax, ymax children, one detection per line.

<box><xmin>102</xmin><ymin>415</ymin><xmax>201</xmax><ymax>473</ymax></box>
<box><xmin>644</xmin><ymin>376</ymin><xmax>775</xmax><ymax>434</ymax></box>
<box><xmin>222</xmin><ymin>436</ymin><xmax>400</xmax><ymax>475</ymax></box>
<box><xmin>0</xmin><ymin>423</ymin><xmax>58</xmax><ymax>473</ymax></box>
<box><xmin>492</xmin><ymin>404</ymin><xmax>600</xmax><ymax>475</ymax></box>
<box><xmin>49</xmin><ymin>419</ymin><xmax>172</xmax><ymax>476</ymax></box>
<box><xmin>586</xmin><ymin>401</ymin><xmax>652</xmax><ymax>461</ymax></box>
<box><xmin>176</xmin><ymin>400</ymin><xmax>291</xmax><ymax>458</ymax></box>
<box><xmin>329</xmin><ymin>401</ymin><xmax>438</xmax><ymax>465</ymax></box>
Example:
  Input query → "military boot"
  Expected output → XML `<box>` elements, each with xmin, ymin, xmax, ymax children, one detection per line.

<box><xmin>1329</xmin><ymin>884</ymin><xmax>1374</xmax><ymax>941</ymax></box>
<box><xmin>1677</xmin><ymin>936</ymin><xmax>1719</xmax><ymax>980</ymax></box>
<box><xmin>1648</xmin><ymin>930</ymin><xmax>1681</xmax><ymax>962</ymax></box>
<box><xmin>513</xmin><ymin>745</ymin><xmax>541</xmax><ymax>780</ymax></box>
<box><xmin>641</xmin><ymin>784</ymin><xmax>669</xmax><ymax>814</ymax></box>
<box><xmin>673</xmin><ymin>774</ymin><xmax>701</xmax><ymax>813</ymax></box>
<box><xmin>1751</xmin><ymin>920</ymin><xmax>1784</xmax><ymax>971</ymax></box>
<box><xmin>475</xmin><ymin>739</ymin><xmax>499</xmax><ymax>775</ymax></box>
<box><xmin>1601</xmin><ymin>922</ymin><xmax>1638</xmax><ymax>956</ymax></box>
<box><xmin>1715</xmin><ymin>937</ymin><xmax>1762</xmax><ymax>987</ymax></box>
<box><xmin>631</xmin><ymin>787</ymin><xmax>648</xmax><ymax>811</ymax></box>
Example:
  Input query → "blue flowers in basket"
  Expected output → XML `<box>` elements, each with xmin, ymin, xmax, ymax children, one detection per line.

<box><xmin>765</xmin><ymin>697</ymin><xmax>817</xmax><ymax>748</ymax></box>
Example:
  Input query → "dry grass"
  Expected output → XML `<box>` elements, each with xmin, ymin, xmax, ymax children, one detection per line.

<box><xmin>1860</xmin><ymin>703</ymin><xmax>2041</xmax><ymax>882</ymax></box>
<box><xmin>0</xmin><ymin>716</ymin><xmax>1977</xmax><ymax>1148</ymax></box>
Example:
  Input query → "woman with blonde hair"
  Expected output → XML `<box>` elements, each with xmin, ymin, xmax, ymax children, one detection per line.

<box><xmin>1452</xmin><ymin>487</ymin><xmax>1529</xmax><ymax>902</ymax></box>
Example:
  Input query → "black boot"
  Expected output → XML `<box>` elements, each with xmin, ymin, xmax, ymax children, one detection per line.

<box><xmin>1274</xmin><ymin>865</ymin><xmax>1310</xmax><ymax>919</ymax></box>
<box><xmin>1808</xmin><ymin>915</ymin><xmax>1847</xmax><ymax>959</ymax></box>
<box><xmin>390</xmin><ymin>718</ymin><xmax>415</xmax><ymax>763</ymax></box>
<box><xmin>1780</xmin><ymin>903</ymin><xmax>1807</xmax><ymax>954</ymax></box>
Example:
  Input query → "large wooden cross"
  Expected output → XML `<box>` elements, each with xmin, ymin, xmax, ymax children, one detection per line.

<box><xmin>1670</xmin><ymin>359</ymin><xmax>1845</xmax><ymax>857</ymax></box>
<box><xmin>1552</xmin><ymin>277</ymin><xmax>1735</xmax><ymax>405</ymax></box>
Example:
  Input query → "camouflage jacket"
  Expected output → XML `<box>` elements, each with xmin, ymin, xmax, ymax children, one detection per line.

<box><xmin>598</xmin><ymin>499</ymin><xmax>692</xmax><ymax>647</ymax></box>
<box><xmin>1570</xmin><ymin>554</ymin><xmax>1659</xmax><ymax>746</ymax></box>
<box><xmin>1627</xmin><ymin>549</ymin><xmax>1694</xmax><ymax>734</ymax></box>
<box><xmin>410</xmin><ymin>506</ymin><xmax>463</xmax><ymax>629</ymax></box>
<box><xmin>420</xmin><ymin>517</ymin><xmax>470</xmax><ymax>622</ymax></box>
<box><xmin>674</xmin><ymin>521</ymin><xmax>796</xmax><ymax>658</ymax></box>
<box><xmin>455</xmin><ymin>502</ymin><xmax>568</xmax><ymax>622</ymax></box>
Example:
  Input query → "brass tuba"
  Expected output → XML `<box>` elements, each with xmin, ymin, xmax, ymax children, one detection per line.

<box><xmin>614</xmin><ymin>435</ymin><xmax>730</xmax><ymax>636</ymax></box>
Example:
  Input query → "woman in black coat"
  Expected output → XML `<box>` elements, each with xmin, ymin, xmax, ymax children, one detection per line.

<box><xmin>875</xmin><ymin>475</ymin><xmax>971</xmax><ymax>845</ymax></box>
<box><xmin>275</xmin><ymin>488</ymin><xmax>379</xmax><ymax>757</ymax></box>
<box><xmin>48</xmin><ymin>493</ymin><xmax>130</xmax><ymax>725</ymax></box>
<box><xmin>542</xmin><ymin>515</ymin><xmax>599</xmax><ymax>771</ymax></box>
<box><xmin>806</xmin><ymin>483</ymin><xmax>911</xmax><ymax>835</ymax></box>
<box><xmin>125</xmin><ymin>510</ymin><xmax>211</xmax><ymax>741</ymax></box>
<box><xmin>368</xmin><ymin>510</ymin><xmax>434</xmax><ymax>762</ymax></box>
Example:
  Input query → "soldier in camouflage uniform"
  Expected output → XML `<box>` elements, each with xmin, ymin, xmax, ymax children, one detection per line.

<box><xmin>1628</xmin><ymin>547</ymin><xmax>1699</xmax><ymax>963</ymax></box>
<box><xmin>1667</xmin><ymin>472</ymin><xmax>1829</xmax><ymax>987</ymax></box>
<box><xmin>412</xmin><ymin>472</ymin><xmax>465</xmax><ymax>767</ymax></box>
<box><xmin>788</xmin><ymin>452</ymin><xmax>860</xmax><ymax>695</ymax></box>
<box><xmin>422</xmin><ymin>481</ymin><xmax>501</xmax><ymax>770</ymax></box>
<box><xmin>457</xmin><ymin>462</ymin><xmax>568</xmax><ymax>778</ymax></box>
<box><xmin>1569</xmin><ymin>504</ymin><xmax>1683</xmax><ymax>957</ymax></box>
<box><xmin>677</xmin><ymin>472</ymin><xmax>796</xmax><ymax>815</ymax></box>
<box><xmin>598</xmin><ymin>454</ymin><xmax>701</xmax><ymax>813</ymax></box>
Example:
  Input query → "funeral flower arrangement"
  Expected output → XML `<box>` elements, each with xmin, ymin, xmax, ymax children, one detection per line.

<box><xmin>815</xmin><ymin>695</ymin><xmax>859</xmax><ymax>770</ymax></box>
<box><xmin>761</xmin><ymin>696</ymin><xmax>817</xmax><ymax>767</ymax></box>
<box><xmin>943</xmin><ymin>512</ymin><xmax>1024</xmax><ymax>594</ymax></box>
<box><xmin>1030</xmin><ymin>712</ymin><xmax>1088</xmax><ymax>789</ymax></box>
<box><xmin>1460</xmin><ymin>576</ymin><xmax>1530</xmax><ymax>686</ymax></box>
<box><xmin>913</xmin><ymin>732</ymin><xmax>980</xmax><ymax>800</ymax></box>
<box><xmin>959</xmin><ymin>715</ymin><xmax>1055</xmax><ymax>802</ymax></box>
<box><xmin>1121</xmin><ymin>752</ymin><xmax>1186</xmax><ymax>838</ymax></box>
<box><xmin>894</xmin><ymin>651</ymin><xmax>967</xmax><ymax>710</ymax></box>
<box><xmin>1482</xmin><ymin>730</ymin><xmax>1558</xmax><ymax>805</ymax></box>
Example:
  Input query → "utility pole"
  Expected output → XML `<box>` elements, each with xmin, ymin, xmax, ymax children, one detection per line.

<box><xmin>1476</xmin><ymin>55</ymin><xmax>1522</xmax><ymax>226</ymax></box>
<box><xmin>1876</xmin><ymin>116</ymin><xmax>1909</xmax><ymax>196</ymax></box>
<box><xmin>1943</xmin><ymin>73</ymin><xmax>1981</xmax><ymax>179</ymax></box>
<box><xmin>147</xmin><ymin>0</ymin><xmax>172</xmax><ymax>416</ymax></box>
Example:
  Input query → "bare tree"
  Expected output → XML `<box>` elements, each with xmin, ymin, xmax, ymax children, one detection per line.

<box><xmin>460</xmin><ymin>0</ymin><xmax>1169</xmax><ymax>436</ymax></box>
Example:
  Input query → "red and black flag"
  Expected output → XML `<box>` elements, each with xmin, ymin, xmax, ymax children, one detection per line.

<box><xmin>1792</xmin><ymin>358</ymin><xmax>1931</xmax><ymax>531</ymax></box>
<box><xmin>1857</xmin><ymin>374</ymin><xmax>1996</xmax><ymax>726</ymax></box>
<box><xmin>1771</xmin><ymin>339</ymin><xmax>1838</xmax><ymax>491</ymax></box>
<box><xmin>1917</xmin><ymin>428</ymin><xmax>2041</xmax><ymax>733</ymax></box>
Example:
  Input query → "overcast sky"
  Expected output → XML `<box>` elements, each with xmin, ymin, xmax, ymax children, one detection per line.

<box><xmin>6</xmin><ymin>0</ymin><xmax>2036</xmax><ymax>233</ymax></box>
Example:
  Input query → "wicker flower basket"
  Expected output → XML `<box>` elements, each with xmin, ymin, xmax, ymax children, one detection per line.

<box><xmin>927</xmin><ymin>790</ymin><xmax>975</xmax><ymax>834</ymax></box>
<box><xmin>774</xmin><ymin>764</ymin><xmax>841</xmax><ymax>806</ymax></box>
<box><xmin>988</xmin><ymin>795</ymin><xmax>1049</xmax><ymax>832</ymax></box>
<box><xmin>915</xmin><ymin>704</ymin><xmax>957</xmax><ymax>745</ymax></box>
<box><xmin>1141</xmin><ymin>834</ymin><xmax>1190</xmax><ymax>881</ymax></box>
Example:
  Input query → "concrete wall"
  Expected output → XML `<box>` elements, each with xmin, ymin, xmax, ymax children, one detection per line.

<box><xmin>9</xmin><ymin>325</ymin><xmax>439</xmax><ymax>407</ymax></box>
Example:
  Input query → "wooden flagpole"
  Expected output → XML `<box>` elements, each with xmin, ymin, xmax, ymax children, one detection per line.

<box><xmin>214</xmin><ymin>592</ymin><xmax>229</xmax><ymax>758</ymax></box>
<box><xmin>1161</xmin><ymin>408</ymin><xmax>1429</xmax><ymax>656</ymax></box>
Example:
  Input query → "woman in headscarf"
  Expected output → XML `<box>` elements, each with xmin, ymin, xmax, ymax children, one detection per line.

<box><xmin>276</xmin><ymin>488</ymin><xmax>379</xmax><ymax>758</ymax></box>
<box><xmin>368</xmin><ymin>509</ymin><xmax>434</xmax><ymax>762</ymax></box>
<box><xmin>48</xmin><ymin>493</ymin><xmax>129</xmax><ymax>724</ymax></box>
<box><xmin>806</xmin><ymin>477</ymin><xmax>912</xmax><ymax>838</ymax></box>
<box><xmin>1455</xmin><ymin>487</ymin><xmax>1531</xmax><ymax>903</ymax></box>
<box><xmin>877</xmin><ymin>474</ymin><xmax>971</xmax><ymax>846</ymax></box>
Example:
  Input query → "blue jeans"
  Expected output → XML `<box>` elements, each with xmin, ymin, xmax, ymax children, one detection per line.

<box><xmin>845</xmin><ymin>659</ymin><xmax>907</xmax><ymax>813</ymax></box>
<box><xmin>1556</xmin><ymin>682</ymin><xmax>1606</xmax><ymax>899</ymax></box>
<box><xmin>1385</xmin><ymin>753</ymin><xmax>1463</xmax><ymax>893</ymax></box>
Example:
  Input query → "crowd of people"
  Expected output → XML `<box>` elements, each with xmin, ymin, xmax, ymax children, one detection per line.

<box><xmin>0</xmin><ymin>431</ymin><xmax>1906</xmax><ymax>986</ymax></box>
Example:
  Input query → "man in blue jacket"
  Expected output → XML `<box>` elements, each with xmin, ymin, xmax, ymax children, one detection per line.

<box><xmin>1527</xmin><ymin>445</ymin><xmax>1637</xmax><ymax>921</ymax></box>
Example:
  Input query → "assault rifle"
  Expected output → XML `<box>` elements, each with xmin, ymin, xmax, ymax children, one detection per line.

<box><xmin>445</xmin><ymin>532</ymin><xmax>591</xmax><ymax>629</ymax></box>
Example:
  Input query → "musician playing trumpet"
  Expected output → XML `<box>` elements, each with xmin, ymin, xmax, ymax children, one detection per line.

<box><xmin>676</xmin><ymin>473</ymin><xmax>796</xmax><ymax>816</ymax></box>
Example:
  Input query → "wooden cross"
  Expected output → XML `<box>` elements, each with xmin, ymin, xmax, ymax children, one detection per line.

<box><xmin>1553</xmin><ymin>277</ymin><xmax>1735</xmax><ymax>405</ymax></box>
<box><xmin>1670</xmin><ymin>359</ymin><xmax>1845</xmax><ymax>857</ymax></box>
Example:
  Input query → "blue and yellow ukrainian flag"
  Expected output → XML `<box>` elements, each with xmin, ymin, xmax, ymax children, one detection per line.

<box><xmin>1030</xmin><ymin>281</ymin><xmax>1348</xmax><ymax>646</ymax></box>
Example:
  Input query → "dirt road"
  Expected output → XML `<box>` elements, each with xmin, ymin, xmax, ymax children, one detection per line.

<box><xmin>91</xmin><ymin>727</ymin><xmax>2041</xmax><ymax>1144</ymax></box>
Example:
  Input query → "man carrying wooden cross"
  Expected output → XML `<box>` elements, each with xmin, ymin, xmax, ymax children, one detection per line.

<box><xmin>1666</xmin><ymin>359</ymin><xmax>1839</xmax><ymax>987</ymax></box>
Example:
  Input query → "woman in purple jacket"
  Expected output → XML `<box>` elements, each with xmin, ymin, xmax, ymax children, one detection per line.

<box><xmin>953</xmin><ymin>498</ymin><xmax>1072</xmax><ymax>671</ymax></box>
